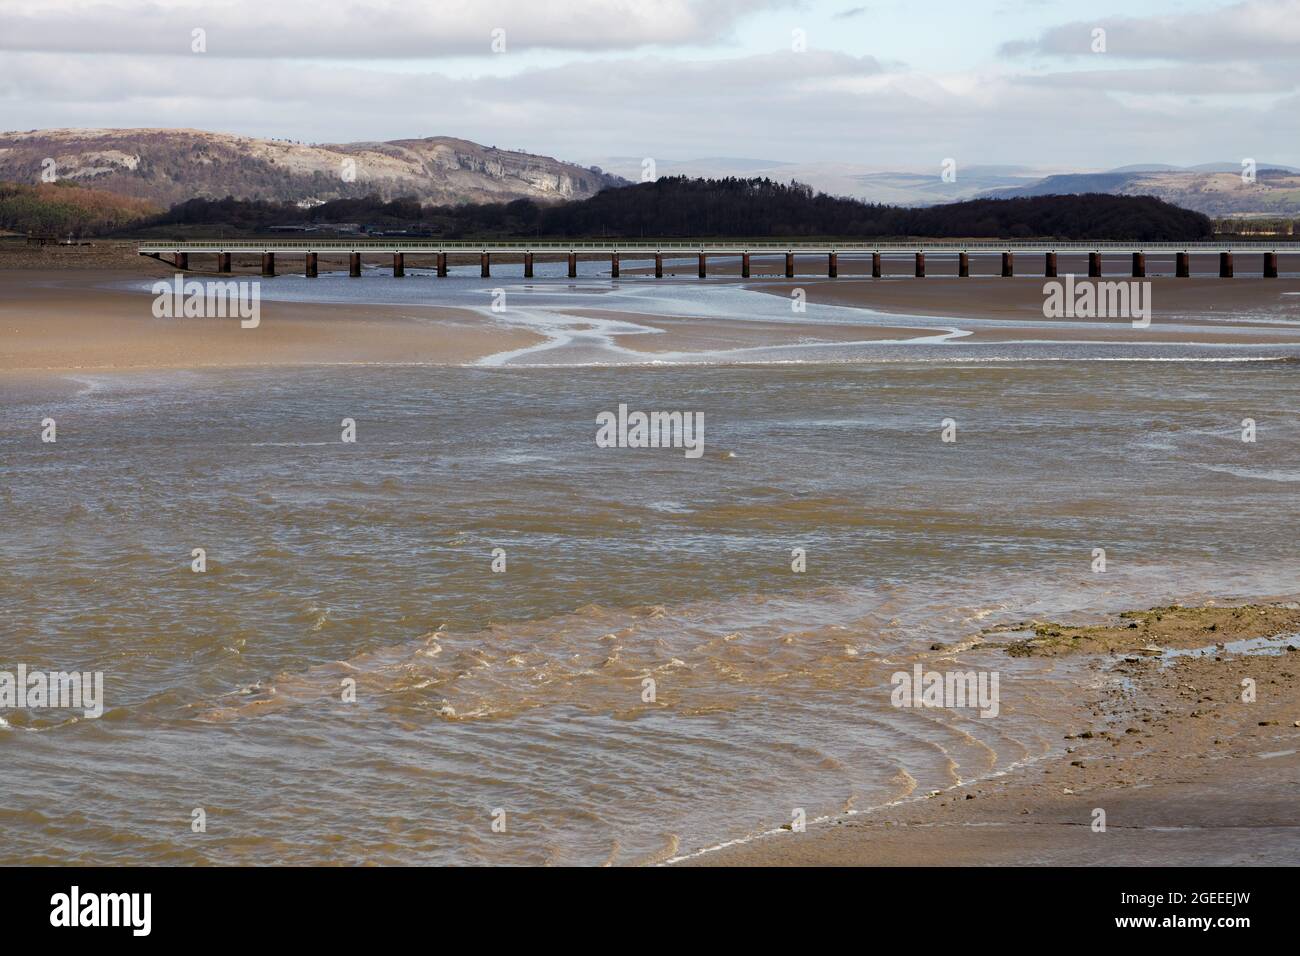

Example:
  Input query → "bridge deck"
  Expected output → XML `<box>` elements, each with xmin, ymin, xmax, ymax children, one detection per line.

<box><xmin>140</xmin><ymin>239</ymin><xmax>1298</xmax><ymax>255</ymax></box>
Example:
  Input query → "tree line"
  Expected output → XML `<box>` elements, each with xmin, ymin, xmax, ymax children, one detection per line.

<box><xmin>131</xmin><ymin>176</ymin><xmax>1213</xmax><ymax>240</ymax></box>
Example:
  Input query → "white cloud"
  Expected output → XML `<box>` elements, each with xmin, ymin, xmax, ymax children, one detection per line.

<box><xmin>1002</xmin><ymin>0</ymin><xmax>1300</xmax><ymax>60</ymax></box>
<box><xmin>1019</xmin><ymin>63</ymin><xmax>1295</xmax><ymax>94</ymax></box>
<box><xmin>0</xmin><ymin>0</ymin><xmax>795</xmax><ymax>57</ymax></box>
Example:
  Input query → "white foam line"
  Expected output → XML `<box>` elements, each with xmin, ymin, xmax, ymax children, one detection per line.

<box><xmin>474</xmin><ymin>298</ymin><xmax>976</xmax><ymax>366</ymax></box>
<box><xmin>473</xmin><ymin>306</ymin><xmax>665</xmax><ymax>366</ymax></box>
<box><xmin>661</xmin><ymin>749</ymin><xmax>1056</xmax><ymax>865</ymax></box>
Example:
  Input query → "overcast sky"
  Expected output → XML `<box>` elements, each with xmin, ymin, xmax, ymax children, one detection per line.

<box><xmin>2</xmin><ymin>0</ymin><xmax>1297</xmax><ymax>170</ymax></box>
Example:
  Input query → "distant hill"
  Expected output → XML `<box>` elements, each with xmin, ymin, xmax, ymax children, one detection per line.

<box><xmin>1108</xmin><ymin>164</ymin><xmax>1184</xmax><ymax>173</ymax></box>
<box><xmin>137</xmin><ymin>177</ymin><xmax>1213</xmax><ymax>241</ymax></box>
<box><xmin>983</xmin><ymin>166</ymin><xmax>1300</xmax><ymax>217</ymax></box>
<box><xmin>0</xmin><ymin>181</ymin><xmax>159</xmax><ymax>236</ymax></box>
<box><xmin>0</xmin><ymin>128</ymin><xmax>626</xmax><ymax>207</ymax></box>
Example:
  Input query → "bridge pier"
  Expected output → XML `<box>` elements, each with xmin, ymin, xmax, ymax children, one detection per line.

<box><xmin>392</xmin><ymin>253</ymin><xmax>404</xmax><ymax>277</ymax></box>
<box><xmin>828</xmin><ymin>253</ymin><xmax>837</xmax><ymax>278</ymax></box>
<box><xmin>523</xmin><ymin>252</ymin><xmax>533</xmax><ymax>278</ymax></box>
<box><xmin>1219</xmin><ymin>252</ymin><xmax>1233</xmax><ymax>278</ymax></box>
<box><xmin>437</xmin><ymin>253</ymin><xmax>447</xmax><ymax>277</ymax></box>
<box><xmin>785</xmin><ymin>253</ymin><xmax>795</xmax><ymax>278</ymax></box>
<box><xmin>872</xmin><ymin>252</ymin><xmax>882</xmax><ymax>278</ymax></box>
<box><xmin>741</xmin><ymin>253</ymin><xmax>751</xmax><ymax>278</ymax></box>
<box><xmin>655</xmin><ymin>254</ymin><xmax>663</xmax><ymax>278</ymax></box>
<box><xmin>915</xmin><ymin>252</ymin><xmax>925</xmax><ymax>278</ymax></box>
<box><xmin>306</xmin><ymin>252</ymin><xmax>317</xmax><ymax>278</ymax></box>
<box><xmin>217</xmin><ymin>252</ymin><xmax>231</xmax><ymax>273</ymax></box>
<box><xmin>1088</xmin><ymin>252</ymin><xmax>1102</xmax><ymax>278</ymax></box>
<box><xmin>567</xmin><ymin>253</ymin><xmax>577</xmax><ymax>278</ymax></box>
<box><xmin>610</xmin><ymin>252</ymin><xmax>619</xmax><ymax>279</ymax></box>
<box><xmin>1044</xmin><ymin>252</ymin><xmax>1057</xmax><ymax>278</ymax></box>
<box><xmin>1001</xmin><ymin>252</ymin><xmax>1013</xmax><ymax>277</ymax></box>
<box><xmin>261</xmin><ymin>253</ymin><xmax>275</xmax><ymax>277</ymax></box>
<box><xmin>698</xmin><ymin>254</ymin><xmax>706</xmax><ymax>279</ymax></box>
<box><xmin>1264</xmin><ymin>252</ymin><xmax>1278</xmax><ymax>278</ymax></box>
<box><xmin>1131</xmin><ymin>252</ymin><xmax>1145</xmax><ymax>278</ymax></box>
<box><xmin>959</xmin><ymin>252</ymin><xmax>970</xmax><ymax>277</ymax></box>
<box><xmin>1176</xmin><ymin>252</ymin><xmax>1190</xmax><ymax>278</ymax></box>
<box><xmin>482</xmin><ymin>253</ymin><xmax>491</xmax><ymax>278</ymax></box>
<box><xmin>174</xmin><ymin>252</ymin><xmax>189</xmax><ymax>270</ymax></box>
<box><xmin>349</xmin><ymin>253</ymin><xmax>362</xmax><ymax>277</ymax></box>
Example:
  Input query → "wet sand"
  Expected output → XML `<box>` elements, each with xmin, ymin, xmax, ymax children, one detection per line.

<box><xmin>682</xmin><ymin>603</ymin><xmax>1300</xmax><ymax>866</ymax></box>
<box><xmin>0</xmin><ymin>269</ymin><xmax>544</xmax><ymax>370</ymax></box>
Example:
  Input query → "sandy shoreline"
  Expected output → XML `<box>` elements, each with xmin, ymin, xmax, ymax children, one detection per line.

<box><xmin>0</xmin><ymin>269</ymin><xmax>546</xmax><ymax>371</ymax></box>
<box><xmin>680</xmin><ymin>602</ymin><xmax>1300</xmax><ymax>866</ymax></box>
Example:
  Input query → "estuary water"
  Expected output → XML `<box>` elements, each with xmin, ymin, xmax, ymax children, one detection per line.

<box><xmin>2</xmin><ymin>272</ymin><xmax>1298</xmax><ymax>864</ymax></box>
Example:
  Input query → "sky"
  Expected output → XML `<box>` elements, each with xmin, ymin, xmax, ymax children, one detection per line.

<box><xmin>1</xmin><ymin>0</ymin><xmax>1298</xmax><ymax>171</ymax></box>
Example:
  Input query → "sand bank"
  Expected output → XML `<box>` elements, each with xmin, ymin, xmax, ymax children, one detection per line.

<box><xmin>0</xmin><ymin>269</ymin><xmax>543</xmax><ymax>370</ymax></box>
